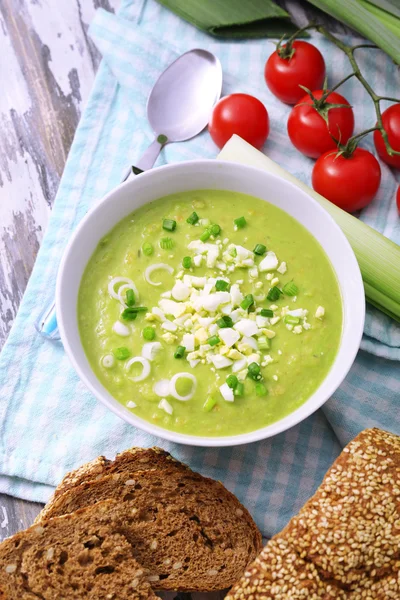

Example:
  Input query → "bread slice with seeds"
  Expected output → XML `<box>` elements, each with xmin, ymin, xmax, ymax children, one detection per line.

<box><xmin>226</xmin><ymin>428</ymin><xmax>400</xmax><ymax>600</ymax></box>
<box><xmin>37</xmin><ymin>466</ymin><xmax>262</xmax><ymax>591</ymax></box>
<box><xmin>37</xmin><ymin>447</ymin><xmax>184</xmax><ymax>523</ymax></box>
<box><xmin>0</xmin><ymin>500</ymin><xmax>156</xmax><ymax>600</ymax></box>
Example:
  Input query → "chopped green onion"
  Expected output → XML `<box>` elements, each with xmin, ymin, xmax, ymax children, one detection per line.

<box><xmin>113</xmin><ymin>347</ymin><xmax>130</xmax><ymax>360</ymax></box>
<box><xmin>210</xmin><ymin>224</ymin><xmax>221</xmax><ymax>236</ymax></box>
<box><xmin>226</xmin><ymin>374</ymin><xmax>238</xmax><ymax>389</ymax></box>
<box><xmin>229</xmin><ymin>247</ymin><xmax>237</xmax><ymax>258</ymax></box>
<box><xmin>258</xmin><ymin>336</ymin><xmax>270</xmax><ymax>350</ymax></box>
<box><xmin>174</xmin><ymin>345</ymin><xmax>186</xmax><ymax>359</ymax></box>
<box><xmin>121</xmin><ymin>307</ymin><xmax>147</xmax><ymax>320</ymax></box>
<box><xmin>215</xmin><ymin>279</ymin><xmax>230</xmax><ymax>292</ymax></box>
<box><xmin>142</xmin><ymin>326</ymin><xmax>156</xmax><ymax>341</ymax></box>
<box><xmin>255</xmin><ymin>383</ymin><xmax>268</xmax><ymax>396</ymax></box>
<box><xmin>160</xmin><ymin>237</ymin><xmax>174</xmax><ymax>250</ymax></box>
<box><xmin>208</xmin><ymin>335</ymin><xmax>220</xmax><ymax>347</ymax></box>
<box><xmin>162</xmin><ymin>218</ymin><xmax>176</xmax><ymax>232</ymax></box>
<box><xmin>121</xmin><ymin>309</ymin><xmax>137</xmax><ymax>321</ymax></box>
<box><xmin>187</xmin><ymin>211</ymin><xmax>199</xmax><ymax>225</ymax></box>
<box><xmin>267</xmin><ymin>287</ymin><xmax>282</xmax><ymax>302</ymax></box>
<box><xmin>217</xmin><ymin>315</ymin><xmax>233</xmax><ymax>328</ymax></box>
<box><xmin>203</xmin><ymin>396</ymin><xmax>217</xmax><ymax>412</ymax></box>
<box><xmin>234</xmin><ymin>382</ymin><xmax>245</xmax><ymax>397</ymax></box>
<box><xmin>260</xmin><ymin>308</ymin><xmax>274</xmax><ymax>318</ymax></box>
<box><xmin>248</xmin><ymin>362</ymin><xmax>262</xmax><ymax>381</ymax></box>
<box><xmin>200</xmin><ymin>229</ymin><xmax>211</xmax><ymax>242</ymax></box>
<box><xmin>283</xmin><ymin>282</ymin><xmax>299</xmax><ymax>296</ymax></box>
<box><xmin>284</xmin><ymin>315</ymin><xmax>300</xmax><ymax>325</ymax></box>
<box><xmin>182</xmin><ymin>256</ymin><xmax>192</xmax><ymax>269</ymax></box>
<box><xmin>234</xmin><ymin>216</ymin><xmax>247</xmax><ymax>229</ymax></box>
<box><xmin>126</xmin><ymin>289</ymin><xmax>135</xmax><ymax>307</ymax></box>
<box><xmin>142</xmin><ymin>242</ymin><xmax>154</xmax><ymax>256</ymax></box>
<box><xmin>241</xmin><ymin>294</ymin><xmax>254</xmax><ymax>310</ymax></box>
<box><xmin>253</xmin><ymin>243</ymin><xmax>267</xmax><ymax>256</ymax></box>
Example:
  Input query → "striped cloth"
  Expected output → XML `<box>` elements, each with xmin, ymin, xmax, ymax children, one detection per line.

<box><xmin>0</xmin><ymin>0</ymin><xmax>399</xmax><ymax>538</ymax></box>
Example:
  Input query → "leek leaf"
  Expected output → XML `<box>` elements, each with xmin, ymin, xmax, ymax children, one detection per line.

<box><xmin>365</xmin><ymin>0</ymin><xmax>400</xmax><ymax>19</ymax></box>
<box><xmin>156</xmin><ymin>0</ymin><xmax>301</xmax><ymax>38</ymax></box>
<box><xmin>305</xmin><ymin>0</ymin><xmax>400</xmax><ymax>64</ymax></box>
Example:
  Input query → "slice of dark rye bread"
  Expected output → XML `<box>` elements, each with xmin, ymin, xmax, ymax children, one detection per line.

<box><xmin>0</xmin><ymin>500</ymin><xmax>157</xmax><ymax>600</ymax></box>
<box><xmin>37</xmin><ymin>447</ymin><xmax>185</xmax><ymax>523</ymax></box>
<box><xmin>35</xmin><ymin>467</ymin><xmax>262</xmax><ymax>591</ymax></box>
<box><xmin>226</xmin><ymin>428</ymin><xmax>400</xmax><ymax>600</ymax></box>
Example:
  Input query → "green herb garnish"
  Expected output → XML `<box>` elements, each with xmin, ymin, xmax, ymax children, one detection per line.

<box><xmin>215</xmin><ymin>279</ymin><xmax>230</xmax><ymax>292</ymax></box>
<box><xmin>159</xmin><ymin>237</ymin><xmax>174</xmax><ymax>250</ymax></box>
<box><xmin>126</xmin><ymin>289</ymin><xmax>135</xmax><ymax>307</ymax></box>
<box><xmin>142</xmin><ymin>242</ymin><xmax>154</xmax><ymax>256</ymax></box>
<box><xmin>217</xmin><ymin>315</ymin><xmax>233</xmax><ymax>328</ymax></box>
<box><xmin>210</xmin><ymin>224</ymin><xmax>221</xmax><ymax>236</ymax></box>
<box><xmin>283</xmin><ymin>282</ymin><xmax>299</xmax><ymax>296</ymax></box>
<box><xmin>260</xmin><ymin>308</ymin><xmax>274</xmax><ymax>318</ymax></box>
<box><xmin>241</xmin><ymin>294</ymin><xmax>254</xmax><ymax>310</ymax></box>
<box><xmin>142</xmin><ymin>326</ymin><xmax>156</xmax><ymax>341</ymax></box>
<box><xmin>234</xmin><ymin>216</ymin><xmax>247</xmax><ymax>229</ymax></box>
<box><xmin>203</xmin><ymin>397</ymin><xmax>217</xmax><ymax>412</ymax></box>
<box><xmin>267</xmin><ymin>287</ymin><xmax>282</xmax><ymax>302</ymax></box>
<box><xmin>187</xmin><ymin>211</ymin><xmax>199</xmax><ymax>225</ymax></box>
<box><xmin>182</xmin><ymin>256</ymin><xmax>192</xmax><ymax>269</ymax></box>
<box><xmin>284</xmin><ymin>315</ymin><xmax>300</xmax><ymax>325</ymax></box>
<box><xmin>226</xmin><ymin>374</ymin><xmax>238</xmax><ymax>389</ymax></box>
<box><xmin>162</xmin><ymin>218</ymin><xmax>176</xmax><ymax>232</ymax></box>
<box><xmin>174</xmin><ymin>345</ymin><xmax>186</xmax><ymax>359</ymax></box>
<box><xmin>253</xmin><ymin>244</ymin><xmax>267</xmax><ymax>256</ymax></box>
<box><xmin>248</xmin><ymin>362</ymin><xmax>262</xmax><ymax>381</ymax></box>
<box><xmin>208</xmin><ymin>335</ymin><xmax>220</xmax><ymax>347</ymax></box>
<box><xmin>200</xmin><ymin>229</ymin><xmax>211</xmax><ymax>242</ymax></box>
<box><xmin>113</xmin><ymin>347</ymin><xmax>130</xmax><ymax>360</ymax></box>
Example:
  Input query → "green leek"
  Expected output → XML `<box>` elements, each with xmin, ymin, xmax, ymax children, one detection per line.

<box><xmin>305</xmin><ymin>0</ymin><xmax>400</xmax><ymax>64</ymax></box>
<box><xmin>218</xmin><ymin>135</ymin><xmax>400</xmax><ymax>322</ymax></box>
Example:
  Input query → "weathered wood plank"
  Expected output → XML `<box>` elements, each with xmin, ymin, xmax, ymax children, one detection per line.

<box><xmin>0</xmin><ymin>0</ymin><xmax>118</xmax><ymax>348</ymax></box>
<box><xmin>0</xmin><ymin>0</ymin><xmax>119</xmax><ymax>540</ymax></box>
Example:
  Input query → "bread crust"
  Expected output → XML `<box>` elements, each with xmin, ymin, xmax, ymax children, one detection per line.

<box><xmin>226</xmin><ymin>428</ymin><xmax>400</xmax><ymax>600</ymax></box>
<box><xmin>36</xmin><ymin>447</ymin><xmax>182</xmax><ymax>523</ymax></box>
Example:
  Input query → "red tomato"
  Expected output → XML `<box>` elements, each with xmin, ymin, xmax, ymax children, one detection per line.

<box><xmin>287</xmin><ymin>90</ymin><xmax>354</xmax><ymax>158</ymax></box>
<box><xmin>208</xmin><ymin>94</ymin><xmax>269</xmax><ymax>150</ymax></box>
<box><xmin>373</xmin><ymin>104</ymin><xmax>400</xmax><ymax>169</ymax></box>
<box><xmin>312</xmin><ymin>148</ymin><xmax>381</xmax><ymax>212</ymax></box>
<box><xmin>397</xmin><ymin>187</ymin><xmax>400</xmax><ymax>215</ymax></box>
<box><xmin>265</xmin><ymin>41</ymin><xmax>325</xmax><ymax>105</ymax></box>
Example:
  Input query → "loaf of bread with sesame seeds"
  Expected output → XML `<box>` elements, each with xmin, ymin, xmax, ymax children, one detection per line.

<box><xmin>226</xmin><ymin>428</ymin><xmax>400</xmax><ymax>600</ymax></box>
<box><xmin>0</xmin><ymin>499</ymin><xmax>157</xmax><ymax>600</ymax></box>
<box><xmin>36</xmin><ymin>447</ymin><xmax>185</xmax><ymax>523</ymax></box>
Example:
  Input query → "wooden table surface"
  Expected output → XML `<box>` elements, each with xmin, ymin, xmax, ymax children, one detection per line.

<box><xmin>0</xmin><ymin>0</ymin><xmax>350</xmax><ymax>542</ymax></box>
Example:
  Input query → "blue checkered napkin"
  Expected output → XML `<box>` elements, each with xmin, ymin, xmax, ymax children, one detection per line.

<box><xmin>0</xmin><ymin>0</ymin><xmax>398</xmax><ymax>539</ymax></box>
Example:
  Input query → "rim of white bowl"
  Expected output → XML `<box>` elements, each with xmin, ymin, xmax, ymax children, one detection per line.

<box><xmin>56</xmin><ymin>159</ymin><xmax>365</xmax><ymax>447</ymax></box>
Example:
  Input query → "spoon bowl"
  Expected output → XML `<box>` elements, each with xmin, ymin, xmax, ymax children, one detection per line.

<box><xmin>148</xmin><ymin>49</ymin><xmax>223</xmax><ymax>142</ymax></box>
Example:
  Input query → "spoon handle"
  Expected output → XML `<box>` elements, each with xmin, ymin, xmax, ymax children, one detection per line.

<box><xmin>122</xmin><ymin>136</ymin><xmax>166</xmax><ymax>182</ymax></box>
<box><xmin>36</xmin><ymin>136</ymin><xmax>167</xmax><ymax>341</ymax></box>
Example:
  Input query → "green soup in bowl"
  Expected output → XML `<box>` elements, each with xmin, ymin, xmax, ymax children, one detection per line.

<box><xmin>78</xmin><ymin>189</ymin><xmax>342</xmax><ymax>437</ymax></box>
<box><xmin>57</xmin><ymin>160</ymin><xmax>364</xmax><ymax>446</ymax></box>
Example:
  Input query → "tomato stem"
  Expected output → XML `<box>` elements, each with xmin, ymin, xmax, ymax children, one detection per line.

<box><xmin>287</xmin><ymin>23</ymin><xmax>400</xmax><ymax>158</ymax></box>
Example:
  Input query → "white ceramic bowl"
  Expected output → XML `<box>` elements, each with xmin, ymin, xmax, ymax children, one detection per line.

<box><xmin>57</xmin><ymin>160</ymin><xmax>365</xmax><ymax>447</ymax></box>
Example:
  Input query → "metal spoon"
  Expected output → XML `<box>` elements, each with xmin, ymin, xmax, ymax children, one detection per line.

<box><xmin>122</xmin><ymin>48</ymin><xmax>222</xmax><ymax>179</ymax></box>
<box><xmin>37</xmin><ymin>49</ymin><xmax>222</xmax><ymax>340</ymax></box>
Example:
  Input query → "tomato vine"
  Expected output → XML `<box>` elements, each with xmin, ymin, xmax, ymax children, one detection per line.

<box><xmin>282</xmin><ymin>23</ymin><xmax>400</xmax><ymax>158</ymax></box>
